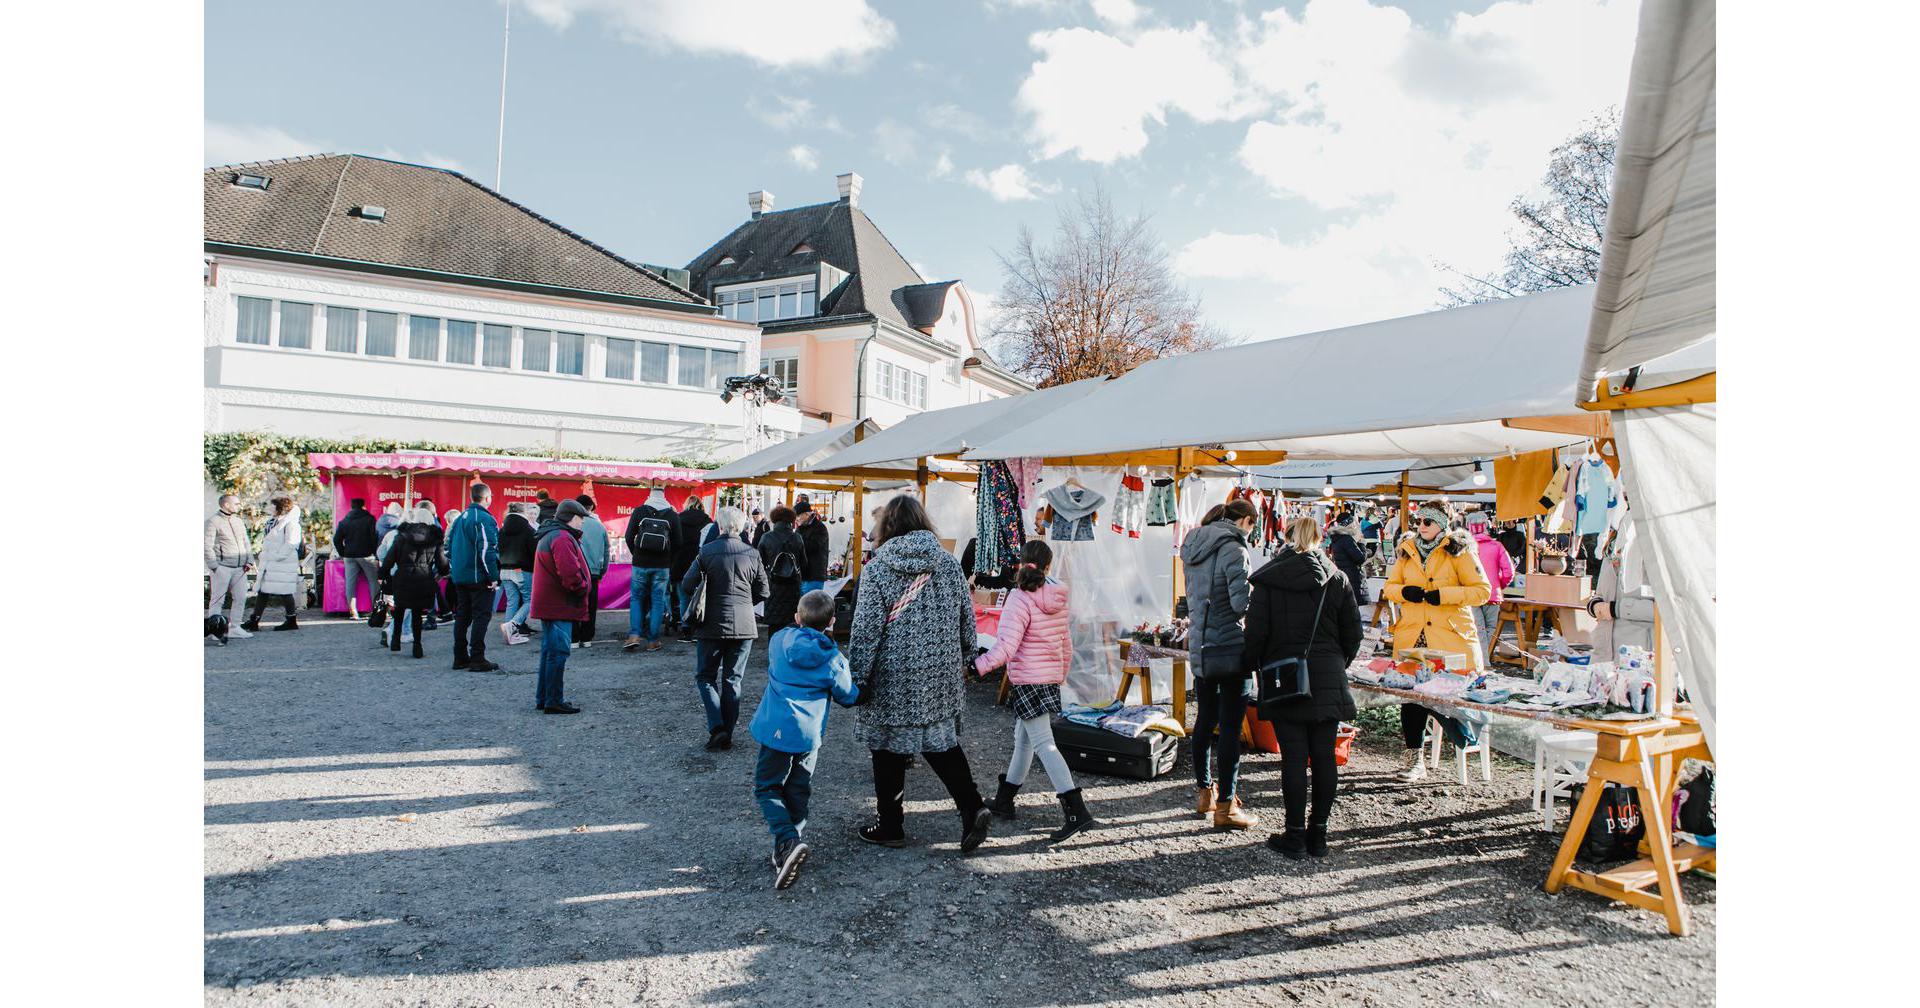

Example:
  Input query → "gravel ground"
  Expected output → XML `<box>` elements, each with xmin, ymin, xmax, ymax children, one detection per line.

<box><xmin>205</xmin><ymin>612</ymin><xmax>1715</xmax><ymax>1006</ymax></box>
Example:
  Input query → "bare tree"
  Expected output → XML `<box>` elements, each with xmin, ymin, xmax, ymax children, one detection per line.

<box><xmin>1439</xmin><ymin>108</ymin><xmax>1620</xmax><ymax>305</ymax></box>
<box><xmin>989</xmin><ymin>187</ymin><xmax>1221</xmax><ymax>387</ymax></box>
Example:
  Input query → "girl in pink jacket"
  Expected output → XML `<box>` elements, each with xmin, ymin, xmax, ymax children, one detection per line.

<box><xmin>974</xmin><ymin>541</ymin><xmax>1099</xmax><ymax>842</ymax></box>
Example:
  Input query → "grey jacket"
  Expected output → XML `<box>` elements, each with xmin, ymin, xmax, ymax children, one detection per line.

<box><xmin>1593</xmin><ymin>519</ymin><xmax>1655</xmax><ymax>656</ymax></box>
<box><xmin>1181</xmin><ymin>519</ymin><xmax>1251</xmax><ymax>666</ymax></box>
<box><xmin>204</xmin><ymin>509</ymin><xmax>252</xmax><ymax>570</ymax></box>
<box><xmin>848</xmin><ymin>531</ymin><xmax>976</xmax><ymax>734</ymax></box>
<box><xmin>680</xmin><ymin>533</ymin><xmax>769</xmax><ymax>640</ymax></box>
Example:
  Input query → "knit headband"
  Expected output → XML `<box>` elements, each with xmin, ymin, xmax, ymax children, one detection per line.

<box><xmin>1415</xmin><ymin>506</ymin><xmax>1449</xmax><ymax>527</ymax></box>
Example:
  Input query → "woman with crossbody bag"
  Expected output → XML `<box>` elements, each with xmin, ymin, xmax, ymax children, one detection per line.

<box><xmin>1243</xmin><ymin>516</ymin><xmax>1364</xmax><ymax>860</ymax></box>
<box><xmin>1182</xmin><ymin>499</ymin><xmax>1260</xmax><ymax>830</ymax></box>
<box><xmin>847</xmin><ymin>496</ymin><xmax>993</xmax><ymax>853</ymax></box>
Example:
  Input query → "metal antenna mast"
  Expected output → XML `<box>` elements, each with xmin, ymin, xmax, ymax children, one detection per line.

<box><xmin>495</xmin><ymin>2</ymin><xmax>511</xmax><ymax>190</ymax></box>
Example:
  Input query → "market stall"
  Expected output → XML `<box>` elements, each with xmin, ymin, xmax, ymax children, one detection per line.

<box><xmin>308</xmin><ymin>451</ymin><xmax>719</xmax><ymax>614</ymax></box>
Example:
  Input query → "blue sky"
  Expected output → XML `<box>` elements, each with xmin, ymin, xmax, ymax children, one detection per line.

<box><xmin>206</xmin><ymin>0</ymin><xmax>1640</xmax><ymax>340</ymax></box>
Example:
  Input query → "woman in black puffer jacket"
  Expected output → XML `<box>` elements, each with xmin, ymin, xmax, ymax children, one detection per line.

<box><xmin>756</xmin><ymin>506</ymin><xmax>806</xmax><ymax>629</ymax></box>
<box><xmin>378</xmin><ymin>505</ymin><xmax>448</xmax><ymax>660</ymax></box>
<box><xmin>1242</xmin><ymin>515</ymin><xmax>1362</xmax><ymax>860</ymax></box>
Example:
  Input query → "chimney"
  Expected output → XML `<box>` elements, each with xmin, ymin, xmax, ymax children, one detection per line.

<box><xmin>836</xmin><ymin>171</ymin><xmax>862</xmax><ymax>207</ymax></box>
<box><xmin>748</xmin><ymin>190</ymin><xmax>775</xmax><ymax>218</ymax></box>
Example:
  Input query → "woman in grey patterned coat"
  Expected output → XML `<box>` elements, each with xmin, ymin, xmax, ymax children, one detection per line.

<box><xmin>848</xmin><ymin>496</ymin><xmax>993</xmax><ymax>853</ymax></box>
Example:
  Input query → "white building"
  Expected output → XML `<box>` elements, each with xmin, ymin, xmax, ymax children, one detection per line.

<box><xmin>683</xmin><ymin>172</ymin><xmax>1033</xmax><ymax>431</ymax></box>
<box><xmin>204</xmin><ymin>154</ymin><xmax>801</xmax><ymax>461</ymax></box>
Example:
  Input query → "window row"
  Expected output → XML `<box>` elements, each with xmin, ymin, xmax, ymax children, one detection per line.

<box><xmin>716</xmin><ymin>277</ymin><xmax>817</xmax><ymax>323</ymax></box>
<box><xmin>875</xmin><ymin>359</ymin><xmax>927</xmax><ymax>409</ymax></box>
<box><xmin>234</xmin><ymin>296</ymin><xmax>740</xmax><ymax>388</ymax></box>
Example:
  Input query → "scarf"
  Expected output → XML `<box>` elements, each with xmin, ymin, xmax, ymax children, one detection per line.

<box><xmin>1413</xmin><ymin>532</ymin><xmax>1444</xmax><ymax>565</ymax></box>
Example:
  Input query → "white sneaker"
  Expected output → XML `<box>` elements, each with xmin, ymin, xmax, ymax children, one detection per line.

<box><xmin>227</xmin><ymin>626</ymin><xmax>253</xmax><ymax>639</ymax></box>
<box><xmin>508</xmin><ymin>631</ymin><xmax>530</xmax><ymax>645</ymax></box>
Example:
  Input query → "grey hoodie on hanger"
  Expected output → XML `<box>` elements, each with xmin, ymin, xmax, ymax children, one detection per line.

<box><xmin>1043</xmin><ymin>484</ymin><xmax>1106</xmax><ymax>541</ymax></box>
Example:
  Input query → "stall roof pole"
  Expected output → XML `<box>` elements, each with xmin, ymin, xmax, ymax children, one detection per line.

<box><xmin>915</xmin><ymin>458</ymin><xmax>929</xmax><ymax>503</ymax></box>
<box><xmin>1397</xmin><ymin>473</ymin><xmax>1410</xmax><ymax>535</ymax></box>
<box><xmin>849</xmin><ymin>423</ymin><xmax>869</xmax><ymax>580</ymax></box>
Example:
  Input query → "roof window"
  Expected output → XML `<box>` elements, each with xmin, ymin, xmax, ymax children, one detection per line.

<box><xmin>789</xmin><ymin>242</ymin><xmax>813</xmax><ymax>255</ymax></box>
<box><xmin>231</xmin><ymin>173</ymin><xmax>271</xmax><ymax>190</ymax></box>
<box><xmin>352</xmin><ymin>205</ymin><xmax>388</xmax><ymax>221</ymax></box>
<box><xmin>717</xmin><ymin>255</ymin><xmax>738</xmax><ymax>265</ymax></box>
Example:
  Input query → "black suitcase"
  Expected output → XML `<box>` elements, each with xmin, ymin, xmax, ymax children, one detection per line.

<box><xmin>1052</xmin><ymin>716</ymin><xmax>1179</xmax><ymax>780</ymax></box>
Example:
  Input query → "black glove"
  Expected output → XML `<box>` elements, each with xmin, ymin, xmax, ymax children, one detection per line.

<box><xmin>1401</xmin><ymin>585</ymin><xmax>1428</xmax><ymax>604</ymax></box>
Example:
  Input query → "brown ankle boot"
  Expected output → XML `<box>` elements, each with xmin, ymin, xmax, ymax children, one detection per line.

<box><xmin>1195</xmin><ymin>784</ymin><xmax>1217</xmax><ymax>816</ymax></box>
<box><xmin>1213</xmin><ymin>796</ymin><xmax>1258</xmax><ymax>830</ymax></box>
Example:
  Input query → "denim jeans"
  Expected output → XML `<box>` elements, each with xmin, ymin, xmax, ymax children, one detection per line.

<box><xmin>694</xmin><ymin>637</ymin><xmax>754</xmax><ymax>733</ymax></box>
<box><xmin>754</xmin><ymin>744</ymin><xmax>818</xmax><ymax>849</ymax></box>
<box><xmin>1191</xmin><ymin>676</ymin><xmax>1250</xmax><ymax>800</ymax></box>
<box><xmin>498</xmin><ymin>569</ymin><xmax>532</xmax><ymax>626</ymax></box>
<box><xmin>1473</xmin><ymin>602</ymin><xmax>1502</xmax><ymax>665</ymax></box>
<box><xmin>537</xmin><ymin>619</ymin><xmax>573</xmax><ymax>708</ymax></box>
<box><xmin>629</xmin><ymin>567</ymin><xmax>671</xmax><ymax>640</ymax></box>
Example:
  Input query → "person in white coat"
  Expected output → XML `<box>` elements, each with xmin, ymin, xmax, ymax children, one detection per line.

<box><xmin>242</xmin><ymin>496</ymin><xmax>304</xmax><ymax>632</ymax></box>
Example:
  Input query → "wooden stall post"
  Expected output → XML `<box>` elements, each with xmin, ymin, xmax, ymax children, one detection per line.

<box><xmin>785</xmin><ymin>478</ymin><xmax>796</xmax><ymax>509</ymax></box>
<box><xmin>916</xmin><ymin>457</ymin><xmax>930</xmax><ymax>503</ymax></box>
<box><xmin>849</xmin><ymin>423</ymin><xmax>869</xmax><ymax>579</ymax></box>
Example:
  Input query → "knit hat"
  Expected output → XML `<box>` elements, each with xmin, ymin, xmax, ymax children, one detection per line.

<box><xmin>556</xmin><ymin>499</ymin><xmax>590</xmax><ymax>522</ymax></box>
<box><xmin>1414</xmin><ymin>505</ymin><xmax>1449</xmax><ymax>527</ymax></box>
<box><xmin>1465</xmin><ymin>511</ymin><xmax>1490</xmax><ymax>529</ymax></box>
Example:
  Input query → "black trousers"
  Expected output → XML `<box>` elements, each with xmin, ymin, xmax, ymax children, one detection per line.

<box><xmin>573</xmin><ymin>574</ymin><xmax>602</xmax><ymax>643</ymax></box>
<box><xmin>389</xmin><ymin>606</ymin><xmax>425</xmax><ymax>655</ymax></box>
<box><xmin>452</xmin><ymin>584</ymin><xmax>493</xmax><ymax>664</ymax></box>
<box><xmin>1273</xmin><ymin>719</ymin><xmax>1340</xmax><ymax>830</ymax></box>
<box><xmin>246</xmin><ymin>592</ymin><xmax>296</xmax><ymax>624</ymax></box>
<box><xmin>870</xmin><ymin>747</ymin><xmax>984</xmax><ymax>833</ymax></box>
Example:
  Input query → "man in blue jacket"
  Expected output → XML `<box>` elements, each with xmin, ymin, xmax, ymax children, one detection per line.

<box><xmin>447</xmin><ymin>482</ymin><xmax>501</xmax><ymax>672</ymax></box>
<box><xmin>749</xmin><ymin>589</ymin><xmax>859</xmax><ymax>890</ymax></box>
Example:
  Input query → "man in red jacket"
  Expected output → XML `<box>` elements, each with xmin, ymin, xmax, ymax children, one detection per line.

<box><xmin>531</xmin><ymin>499</ymin><xmax>593</xmax><ymax>714</ymax></box>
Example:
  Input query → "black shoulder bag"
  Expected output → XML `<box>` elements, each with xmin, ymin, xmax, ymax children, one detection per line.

<box><xmin>1255</xmin><ymin>583</ymin><xmax>1330</xmax><ymax>711</ymax></box>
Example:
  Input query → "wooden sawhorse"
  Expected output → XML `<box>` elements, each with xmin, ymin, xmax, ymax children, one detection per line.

<box><xmin>1112</xmin><ymin>641</ymin><xmax>1189</xmax><ymax>725</ymax></box>
<box><xmin>1543</xmin><ymin>716</ymin><xmax>1715</xmax><ymax>936</ymax></box>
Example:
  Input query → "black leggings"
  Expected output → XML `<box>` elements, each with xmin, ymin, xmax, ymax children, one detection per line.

<box><xmin>870</xmin><ymin>747</ymin><xmax>984</xmax><ymax>832</ymax></box>
<box><xmin>1273</xmin><ymin>719</ymin><xmax>1340</xmax><ymax>830</ymax></box>
<box><xmin>247</xmin><ymin>592</ymin><xmax>295</xmax><ymax>623</ymax></box>
<box><xmin>389</xmin><ymin>606</ymin><xmax>426</xmax><ymax>654</ymax></box>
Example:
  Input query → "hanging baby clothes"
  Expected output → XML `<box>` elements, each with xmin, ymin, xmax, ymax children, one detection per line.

<box><xmin>1110</xmin><ymin>474</ymin><xmax>1146</xmax><ymax>538</ymax></box>
<box><xmin>1573</xmin><ymin>456</ymin><xmax>1618</xmax><ymax>536</ymax></box>
<box><xmin>1146</xmin><ymin>478</ymin><xmax>1177</xmax><ymax>526</ymax></box>
<box><xmin>1173</xmin><ymin>474</ymin><xmax>1209</xmax><ymax>549</ymax></box>
<box><xmin>1043</xmin><ymin>484</ymin><xmax>1105</xmax><ymax>541</ymax></box>
<box><xmin>1006</xmin><ymin>457</ymin><xmax>1045</xmax><ymax>511</ymax></box>
<box><xmin>974</xmin><ymin>460</ymin><xmax>1025</xmax><ymax>577</ymax></box>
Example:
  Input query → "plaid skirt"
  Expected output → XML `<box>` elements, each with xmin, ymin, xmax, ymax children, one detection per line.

<box><xmin>1008</xmin><ymin>683</ymin><xmax>1064</xmax><ymax>721</ymax></box>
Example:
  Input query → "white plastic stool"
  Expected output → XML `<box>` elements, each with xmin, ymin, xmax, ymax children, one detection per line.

<box><xmin>1423</xmin><ymin>715</ymin><xmax>1492</xmax><ymax>785</ymax></box>
<box><xmin>1531</xmin><ymin>730</ymin><xmax>1598</xmax><ymax>831</ymax></box>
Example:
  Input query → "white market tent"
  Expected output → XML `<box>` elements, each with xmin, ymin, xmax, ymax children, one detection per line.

<box><xmin>1575</xmin><ymin>0</ymin><xmax>1717</xmax><ymax>753</ymax></box>
<box><xmin>707</xmin><ymin>418</ymin><xmax>893</xmax><ymax>485</ymax></box>
<box><xmin>962</xmin><ymin>284</ymin><xmax>1602</xmax><ymax>463</ymax></box>
<box><xmin>1251</xmin><ymin>457</ymin><xmax>1483</xmax><ymax>496</ymax></box>
<box><xmin>813</xmin><ymin>376</ymin><xmax>1110</xmax><ymax>471</ymax></box>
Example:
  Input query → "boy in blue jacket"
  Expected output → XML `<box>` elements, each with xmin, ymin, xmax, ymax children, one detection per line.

<box><xmin>750</xmin><ymin>589</ymin><xmax>859</xmax><ymax>890</ymax></box>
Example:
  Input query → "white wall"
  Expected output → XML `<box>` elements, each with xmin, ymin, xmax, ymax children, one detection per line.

<box><xmin>205</xmin><ymin>256</ymin><xmax>801</xmax><ymax>461</ymax></box>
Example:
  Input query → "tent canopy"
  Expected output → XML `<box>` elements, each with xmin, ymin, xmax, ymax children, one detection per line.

<box><xmin>307</xmin><ymin>451</ymin><xmax>711</xmax><ymax>486</ymax></box>
<box><xmin>814</xmin><ymin>377</ymin><xmax>1109</xmax><ymax>471</ymax></box>
<box><xmin>707</xmin><ymin>419</ymin><xmax>888</xmax><ymax>482</ymax></box>
<box><xmin>964</xmin><ymin>285</ymin><xmax>1598</xmax><ymax>462</ymax></box>
<box><xmin>1579</xmin><ymin>0</ymin><xmax>1716</xmax><ymax>392</ymax></box>
<box><xmin>1250</xmin><ymin>457</ymin><xmax>1482</xmax><ymax>494</ymax></box>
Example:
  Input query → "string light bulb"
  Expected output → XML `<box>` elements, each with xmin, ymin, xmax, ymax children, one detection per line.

<box><xmin>1223</xmin><ymin>450</ymin><xmax>1238</xmax><ymax>462</ymax></box>
<box><xmin>1322</xmin><ymin>475</ymin><xmax>1335</xmax><ymax>498</ymax></box>
<box><xmin>1472</xmin><ymin>461</ymin><xmax>1487</xmax><ymax>486</ymax></box>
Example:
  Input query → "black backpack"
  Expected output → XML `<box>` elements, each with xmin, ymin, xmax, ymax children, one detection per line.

<box><xmin>769</xmin><ymin>546</ymin><xmax>801</xmax><ymax>581</ymax></box>
<box><xmin>1575</xmin><ymin>783</ymin><xmax>1646</xmax><ymax>863</ymax></box>
<box><xmin>633</xmin><ymin>511</ymin><xmax>673</xmax><ymax>554</ymax></box>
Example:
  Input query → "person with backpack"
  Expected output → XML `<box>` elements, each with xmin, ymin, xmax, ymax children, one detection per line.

<box><xmin>497</xmin><ymin>503</ymin><xmax>537</xmax><ymax>645</ymax></box>
<box><xmin>623</xmin><ymin>490</ymin><xmax>682</xmax><ymax>652</ymax></box>
<box><xmin>757</xmin><ymin>505</ymin><xmax>807</xmax><ymax>629</ymax></box>
<box><xmin>1244</xmin><ymin>517</ymin><xmax>1363</xmax><ymax>860</ymax></box>
<box><xmin>794</xmin><ymin>502</ymin><xmax>830</xmax><ymax>595</ymax></box>
<box><xmin>1327</xmin><ymin>510</ymin><xmax>1370</xmax><ymax>610</ymax></box>
<box><xmin>679</xmin><ymin>507</ymin><xmax>769</xmax><ymax>751</ymax></box>
<box><xmin>332</xmin><ymin>497</ymin><xmax>380</xmax><ymax>621</ymax></box>
<box><xmin>974</xmin><ymin>540</ymin><xmax>1098</xmax><ymax>843</ymax></box>
<box><xmin>446</xmin><ymin>483</ymin><xmax>501</xmax><ymax>672</ymax></box>
<box><xmin>378</xmin><ymin>504</ymin><xmax>447</xmax><ymax>660</ymax></box>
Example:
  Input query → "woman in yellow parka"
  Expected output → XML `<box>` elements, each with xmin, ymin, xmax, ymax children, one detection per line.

<box><xmin>1384</xmin><ymin>504</ymin><xmax>1491</xmax><ymax>781</ymax></box>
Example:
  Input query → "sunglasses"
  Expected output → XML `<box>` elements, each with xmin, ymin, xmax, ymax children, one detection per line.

<box><xmin>1418</xmin><ymin>518</ymin><xmax>1442</xmax><ymax>527</ymax></box>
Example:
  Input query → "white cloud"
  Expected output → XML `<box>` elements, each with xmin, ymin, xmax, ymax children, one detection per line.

<box><xmin>205</xmin><ymin>121</ymin><xmax>327</xmax><ymax>167</ymax></box>
<box><xmin>751</xmin><ymin>95</ymin><xmax>814</xmax><ymax>130</ymax></box>
<box><xmin>1090</xmin><ymin>0</ymin><xmax>1141</xmax><ymax>28</ymax></box>
<box><xmin>787</xmin><ymin>144</ymin><xmax>819</xmax><ymax>170</ymax></box>
<box><xmin>520</xmin><ymin>0</ymin><xmax>895</xmax><ymax>69</ymax></box>
<box><xmin>964</xmin><ymin>163</ymin><xmax>1058</xmax><ymax>202</ymax></box>
<box><xmin>1016</xmin><ymin>24</ymin><xmax>1254</xmax><ymax>163</ymax></box>
<box><xmin>931</xmin><ymin>152</ymin><xmax>956</xmax><ymax>178</ymax></box>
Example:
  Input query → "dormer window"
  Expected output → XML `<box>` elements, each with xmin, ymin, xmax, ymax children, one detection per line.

<box><xmin>717</xmin><ymin>255</ymin><xmax>737</xmax><ymax>266</ymax></box>
<box><xmin>716</xmin><ymin>277</ymin><xmax>817</xmax><ymax>323</ymax></box>
<box><xmin>352</xmin><ymin>205</ymin><xmax>387</xmax><ymax>221</ymax></box>
<box><xmin>231</xmin><ymin>173</ymin><xmax>271</xmax><ymax>190</ymax></box>
<box><xmin>789</xmin><ymin>242</ymin><xmax>813</xmax><ymax>255</ymax></box>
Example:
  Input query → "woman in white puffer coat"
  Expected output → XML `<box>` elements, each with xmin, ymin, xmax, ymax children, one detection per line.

<box><xmin>243</xmin><ymin>497</ymin><xmax>304</xmax><ymax>632</ymax></box>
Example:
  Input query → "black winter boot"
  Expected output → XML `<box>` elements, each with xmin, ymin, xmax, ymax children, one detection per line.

<box><xmin>1047</xmin><ymin>788</ymin><xmax>1099</xmax><ymax>844</ymax></box>
<box><xmin>986</xmin><ymin>775</ymin><xmax>1021</xmax><ymax>819</ymax></box>
<box><xmin>1305</xmin><ymin>823</ymin><xmax>1330</xmax><ymax>858</ymax></box>
<box><xmin>240</xmin><ymin>617</ymin><xmax>260</xmax><ymax>633</ymax></box>
<box><xmin>1267</xmin><ymin>830</ymin><xmax>1309</xmax><ymax>860</ymax></box>
<box><xmin>272</xmin><ymin>616</ymin><xmax>298</xmax><ymax>631</ymax></box>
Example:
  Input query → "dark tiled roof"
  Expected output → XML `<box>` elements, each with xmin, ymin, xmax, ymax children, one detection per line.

<box><xmin>204</xmin><ymin>154</ymin><xmax>704</xmax><ymax>306</ymax></box>
<box><xmin>684</xmin><ymin>200</ymin><xmax>934</xmax><ymax>333</ymax></box>
<box><xmin>900</xmin><ymin>280</ymin><xmax>961</xmax><ymax>330</ymax></box>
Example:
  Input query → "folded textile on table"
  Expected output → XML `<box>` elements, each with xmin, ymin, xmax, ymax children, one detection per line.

<box><xmin>1060</xmin><ymin>702</ymin><xmax>1123</xmax><ymax>728</ymax></box>
<box><xmin>1097</xmin><ymin>703</ymin><xmax>1175</xmax><ymax>738</ymax></box>
<box><xmin>1413</xmin><ymin>673</ymin><xmax>1473</xmax><ymax>699</ymax></box>
<box><xmin>1381</xmin><ymin>671</ymin><xmax>1418</xmax><ymax>690</ymax></box>
<box><xmin>1462</xmin><ymin>688</ymin><xmax>1511</xmax><ymax>705</ymax></box>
